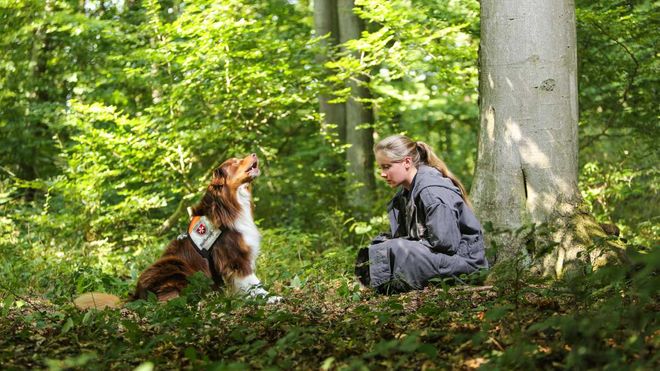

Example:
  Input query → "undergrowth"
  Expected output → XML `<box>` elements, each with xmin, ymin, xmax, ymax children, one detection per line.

<box><xmin>0</xmin><ymin>213</ymin><xmax>658</xmax><ymax>370</ymax></box>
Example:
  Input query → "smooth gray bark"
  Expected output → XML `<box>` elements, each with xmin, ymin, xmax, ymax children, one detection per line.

<box><xmin>314</xmin><ymin>0</ymin><xmax>346</xmax><ymax>142</ymax></box>
<box><xmin>472</xmin><ymin>0</ymin><xmax>619</xmax><ymax>275</ymax></box>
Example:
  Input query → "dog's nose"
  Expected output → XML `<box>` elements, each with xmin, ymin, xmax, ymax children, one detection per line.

<box><xmin>251</xmin><ymin>153</ymin><xmax>257</xmax><ymax>158</ymax></box>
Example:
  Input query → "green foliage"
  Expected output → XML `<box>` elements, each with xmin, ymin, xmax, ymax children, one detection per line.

<box><xmin>327</xmin><ymin>0</ymin><xmax>481</xmax><ymax>191</ymax></box>
<box><xmin>0</xmin><ymin>0</ymin><xmax>657</xmax><ymax>369</ymax></box>
<box><xmin>0</xmin><ymin>0</ymin><xmax>345</xmax><ymax>232</ymax></box>
<box><xmin>576</xmin><ymin>0</ymin><xmax>658</xmax><ymax>247</ymax></box>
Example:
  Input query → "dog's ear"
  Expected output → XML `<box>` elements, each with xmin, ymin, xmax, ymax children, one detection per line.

<box><xmin>210</xmin><ymin>166</ymin><xmax>226</xmax><ymax>189</ymax></box>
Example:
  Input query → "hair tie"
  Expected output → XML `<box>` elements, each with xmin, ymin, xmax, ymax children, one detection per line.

<box><xmin>416</xmin><ymin>142</ymin><xmax>427</xmax><ymax>161</ymax></box>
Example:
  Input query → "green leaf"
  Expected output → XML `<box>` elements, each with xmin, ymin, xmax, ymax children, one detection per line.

<box><xmin>61</xmin><ymin>317</ymin><xmax>74</xmax><ymax>334</ymax></box>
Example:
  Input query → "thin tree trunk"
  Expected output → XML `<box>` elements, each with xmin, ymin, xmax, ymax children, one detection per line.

<box><xmin>314</xmin><ymin>0</ymin><xmax>346</xmax><ymax>143</ymax></box>
<box><xmin>22</xmin><ymin>2</ymin><xmax>54</xmax><ymax>201</ymax></box>
<box><xmin>472</xmin><ymin>0</ymin><xmax>624</xmax><ymax>276</ymax></box>
<box><xmin>337</xmin><ymin>0</ymin><xmax>375</xmax><ymax>209</ymax></box>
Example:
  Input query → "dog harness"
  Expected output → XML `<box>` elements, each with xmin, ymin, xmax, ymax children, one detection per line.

<box><xmin>177</xmin><ymin>215</ymin><xmax>224</xmax><ymax>284</ymax></box>
<box><xmin>188</xmin><ymin>216</ymin><xmax>223</xmax><ymax>254</ymax></box>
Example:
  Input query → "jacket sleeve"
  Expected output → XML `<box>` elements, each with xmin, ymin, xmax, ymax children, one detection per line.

<box><xmin>387</xmin><ymin>201</ymin><xmax>399</xmax><ymax>237</ymax></box>
<box><xmin>421</xmin><ymin>189</ymin><xmax>461</xmax><ymax>254</ymax></box>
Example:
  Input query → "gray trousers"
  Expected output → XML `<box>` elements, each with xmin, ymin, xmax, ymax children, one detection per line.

<box><xmin>367</xmin><ymin>238</ymin><xmax>478</xmax><ymax>293</ymax></box>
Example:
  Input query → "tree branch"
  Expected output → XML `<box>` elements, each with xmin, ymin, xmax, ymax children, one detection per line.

<box><xmin>156</xmin><ymin>194</ymin><xmax>195</xmax><ymax>236</ymax></box>
<box><xmin>580</xmin><ymin>21</ymin><xmax>640</xmax><ymax>150</ymax></box>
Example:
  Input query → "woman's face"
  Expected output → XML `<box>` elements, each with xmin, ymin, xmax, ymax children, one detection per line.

<box><xmin>376</xmin><ymin>151</ymin><xmax>414</xmax><ymax>188</ymax></box>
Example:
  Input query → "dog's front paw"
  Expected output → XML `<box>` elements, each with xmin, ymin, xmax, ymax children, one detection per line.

<box><xmin>246</xmin><ymin>285</ymin><xmax>269</xmax><ymax>297</ymax></box>
<box><xmin>245</xmin><ymin>285</ymin><xmax>282</xmax><ymax>304</ymax></box>
<box><xmin>266</xmin><ymin>295</ymin><xmax>283</xmax><ymax>304</ymax></box>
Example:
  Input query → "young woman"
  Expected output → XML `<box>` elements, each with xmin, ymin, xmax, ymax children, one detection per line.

<box><xmin>355</xmin><ymin>134</ymin><xmax>488</xmax><ymax>294</ymax></box>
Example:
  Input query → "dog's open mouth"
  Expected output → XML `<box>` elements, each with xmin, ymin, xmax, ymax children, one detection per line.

<box><xmin>246</xmin><ymin>159</ymin><xmax>260</xmax><ymax>177</ymax></box>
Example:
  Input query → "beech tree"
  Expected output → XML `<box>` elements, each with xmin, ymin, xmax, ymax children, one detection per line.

<box><xmin>472</xmin><ymin>0</ymin><xmax>624</xmax><ymax>276</ymax></box>
<box><xmin>315</xmin><ymin>0</ymin><xmax>375</xmax><ymax>209</ymax></box>
<box><xmin>314</xmin><ymin>0</ymin><xmax>346</xmax><ymax>143</ymax></box>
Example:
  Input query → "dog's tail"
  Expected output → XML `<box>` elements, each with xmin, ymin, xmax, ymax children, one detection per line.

<box><xmin>74</xmin><ymin>292</ymin><xmax>122</xmax><ymax>310</ymax></box>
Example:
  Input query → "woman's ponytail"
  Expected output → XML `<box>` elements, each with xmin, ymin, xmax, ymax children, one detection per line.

<box><xmin>416</xmin><ymin>141</ymin><xmax>473</xmax><ymax>209</ymax></box>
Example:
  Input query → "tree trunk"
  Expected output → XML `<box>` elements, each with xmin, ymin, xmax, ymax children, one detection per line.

<box><xmin>337</xmin><ymin>0</ymin><xmax>375</xmax><ymax>209</ymax></box>
<box><xmin>313</xmin><ymin>0</ymin><xmax>346</xmax><ymax>143</ymax></box>
<box><xmin>22</xmin><ymin>3</ymin><xmax>54</xmax><ymax>201</ymax></box>
<box><xmin>472</xmin><ymin>0</ymin><xmax>625</xmax><ymax>276</ymax></box>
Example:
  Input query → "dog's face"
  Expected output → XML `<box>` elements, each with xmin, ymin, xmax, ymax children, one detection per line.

<box><xmin>212</xmin><ymin>153</ymin><xmax>260</xmax><ymax>189</ymax></box>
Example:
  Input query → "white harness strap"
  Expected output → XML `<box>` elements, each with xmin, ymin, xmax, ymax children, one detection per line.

<box><xmin>188</xmin><ymin>215</ymin><xmax>222</xmax><ymax>252</ymax></box>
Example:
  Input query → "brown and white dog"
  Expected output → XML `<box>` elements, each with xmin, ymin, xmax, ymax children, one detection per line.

<box><xmin>74</xmin><ymin>153</ymin><xmax>279</xmax><ymax>310</ymax></box>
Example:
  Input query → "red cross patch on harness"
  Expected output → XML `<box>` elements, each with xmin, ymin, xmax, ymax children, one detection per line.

<box><xmin>188</xmin><ymin>216</ymin><xmax>223</xmax><ymax>252</ymax></box>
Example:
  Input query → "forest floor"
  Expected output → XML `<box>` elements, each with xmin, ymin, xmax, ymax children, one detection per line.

<box><xmin>0</xmin><ymin>224</ymin><xmax>658</xmax><ymax>370</ymax></box>
<box><xmin>1</xmin><ymin>253</ymin><xmax>658</xmax><ymax>370</ymax></box>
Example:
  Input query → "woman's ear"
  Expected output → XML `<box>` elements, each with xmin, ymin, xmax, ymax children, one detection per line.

<box><xmin>403</xmin><ymin>156</ymin><xmax>413</xmax><ymax>170</ymax></box>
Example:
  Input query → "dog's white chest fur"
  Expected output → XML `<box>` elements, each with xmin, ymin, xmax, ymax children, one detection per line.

<box><xmin>235</xmin><ymin>184</ymin><xmax>261</xmax><ymax>261</ymax></box>
<box><xmin>232</xmin><ymin>183</ymin><xmax>280</xmax><ymax>303</ymax></box>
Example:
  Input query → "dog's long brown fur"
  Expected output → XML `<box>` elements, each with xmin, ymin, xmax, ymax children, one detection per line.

<box><xmin>132</xmin><ymin>154</ymin><xmax>259</xmax><ymax>301</ymax></box>
<box><xmin>75</xmin><ymin>154</ymin><xmax>263</xmax><ymax>309</ymax></box>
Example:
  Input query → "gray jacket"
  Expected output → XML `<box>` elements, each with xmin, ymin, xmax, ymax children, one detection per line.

<box><xmin>387</xmin><ymin>165</ymin><xmax>487</xmax><ymax>266</ymax></box>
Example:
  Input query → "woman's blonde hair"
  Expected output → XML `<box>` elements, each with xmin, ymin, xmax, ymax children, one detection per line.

<box><xmin>374</xmin><ymin>134</ymin><xmax>472</xmax><ymax>208</ymax></box>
